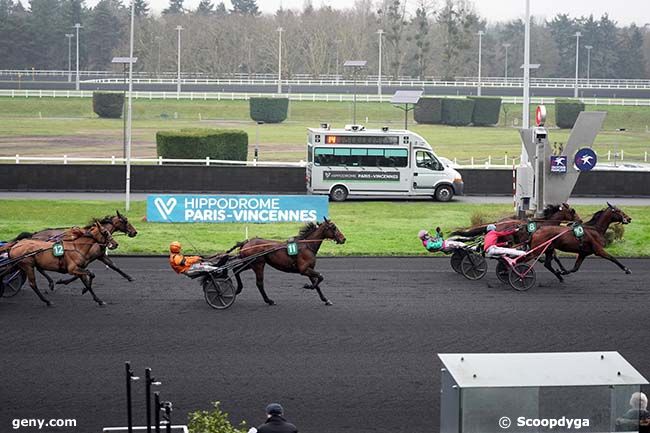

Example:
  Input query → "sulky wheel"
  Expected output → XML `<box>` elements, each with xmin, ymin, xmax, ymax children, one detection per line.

<box><xmin>450</xmin><ymin>250</ymin><xmax>465</xmax><ymax>274</ymax></box>
<box><xmin>495</xmin><ymin>259</ymin><xmax>510</xmax><ymax>284</ymax></box>
<box><xmin>203</xmin><ymin>276</ymin><xmax>237</xmax><ymax>310</ymax></box>
<box><xmin>1</xmin><ymin>269</ymin><xmax>26</xmax><ymax>298</ymax></box>
<box><xmin>508</xmin><ymin>263</ymin><xmax>536</xmax><ymax>291</ymax></box>
<box><xmin>460</xmin><ymin>253</ymin><xmax>488</xmax><ymax>281</ymax></box>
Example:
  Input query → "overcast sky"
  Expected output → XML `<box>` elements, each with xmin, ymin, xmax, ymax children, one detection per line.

<box><xmin>127</xmin><ymin>0</ymin><xmax>650</xmax><ymax>24</ymax></box>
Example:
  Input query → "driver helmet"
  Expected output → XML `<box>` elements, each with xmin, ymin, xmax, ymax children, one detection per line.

<box><xmin>169</xmin><ymin>241</ymin><xmax>182</xmax><ymax>253</ymax></box>
<box><xmin>418</xmin><ymin>230</ymin><xmax>429</xmax><ymax>240</ymax></box>
<box><xmin>486</xmin><ymin>224</ymin><xmax>497</xmax><ymax>232</ymax></box>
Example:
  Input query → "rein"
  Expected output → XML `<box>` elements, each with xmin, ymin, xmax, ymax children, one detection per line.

<box><xmin>236</xmin><ymin>238</ymin><xmax>334</xmax><ymax>255</ymax></box>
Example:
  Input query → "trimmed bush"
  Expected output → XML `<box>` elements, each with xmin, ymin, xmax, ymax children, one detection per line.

<box><xmin>414</xmin><ymin>97</ymin><xmax>443</xmax><ymax>124</ymax></box>
<box><xmin>156</xmin><ymin>128</ymin><xmax>248</xmax><ymax>161</ymax></box>
<box><xmin>441</xmin><ymin>98</ymin><xmax>475</xmax><ymax>126</ymax></box>
<box><xmin>468</xmin><ymin>96</ymin><xmax>502</xmax><ymax>126</ymax></box>
<box><xmin>92</xmin><ymin>92</ymin><xmax>124</xmax><ymax>119</ymax></box>
<box><xmin>249</xmin><ymin>97</ymin><xmax>289</xmax><ymax>123</ymax></box>
<box><xmin>555</xmin><ymin>99</ymin><xmax>585</xmax><ymax>129</ymax></box>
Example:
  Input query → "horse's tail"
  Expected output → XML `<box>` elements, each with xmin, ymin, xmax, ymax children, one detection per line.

<box><xmin>12</xmin><ymin>231</ymin><xmax>33</xmax><ymax>241</ymax></box>
<box><xmin>450</xmin><ymin>225</ymin><xmax>487</xmax><ymax>238</ymax></box>
<box><xmin>225</xmin><ymin>240</ymin><xmax>248</xmax><ymax>254</ymax></box>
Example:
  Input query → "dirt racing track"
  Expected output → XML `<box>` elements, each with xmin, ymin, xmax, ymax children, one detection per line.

<box><xmin>1</xmin><ymin>257</ymin><xmax>649</xmax><ymax>433</ymax></box>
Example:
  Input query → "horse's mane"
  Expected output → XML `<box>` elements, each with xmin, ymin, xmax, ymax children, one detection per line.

<box><xmin>585</xmin><ymin>208</ymin><xmax>606</xmax><ymax>226</ymax></box>
<box><xmin>297</xmin><ymin>222</ymin><xmax>319</xmax><ymax>239</ymax></box>
<box><xmin>542</xmin><ymin>204</ymin><xmax>563</xmax><ymax>219</ymax></box>
<box><xmin>84</xmin><ymin>215</ymin><xmax>114</xmax><ymax>228</ymax></box>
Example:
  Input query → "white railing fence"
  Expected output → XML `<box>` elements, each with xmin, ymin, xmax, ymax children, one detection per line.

<box><xmin>2</xmin><ymin>89</ymin><xmax>650</xmax><ymax>107</ymax></box>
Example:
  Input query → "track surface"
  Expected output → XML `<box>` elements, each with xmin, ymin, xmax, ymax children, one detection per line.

<box><xmin>1</xmin><ymin>257</ymin><xmax>649</xmax><ymax>433</ymax></box>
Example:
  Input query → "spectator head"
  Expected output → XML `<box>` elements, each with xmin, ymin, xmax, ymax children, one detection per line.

<box><xmin>630</xmin><ymin>392</ymin><xmax>648</xmax><ymax>410</ymax></box>
<box><xmin>266</xmin><ymin>403</ymin><xmax>283</xmax><ymax>417</ymax></box>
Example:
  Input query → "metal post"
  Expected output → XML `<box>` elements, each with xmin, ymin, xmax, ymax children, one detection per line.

<box><xmin>123</xmin><ymin>65</ymin><xmax>127</xmax><ymax>160</ymax></box>
<box><xmin>74</xmin><ymin>23</ymin><xmax>82</xmax><ymax>91</ymax></box>
<box><xmin>574</xmin><ymin>31</ymin><xmax>581</xmax><ymax>98</ymax></box>
<box><xmin>176</xmin><ymin>26</ymin><xmax>183</xmax><ymax>95</ymax></box>
<box><xmin>145</xmin><ymin>369</ymin><xmax>152</xmax><ymax>433</ymax></box>
<box><xmin>157</xmin><ymin>37</ymin><xmax>162</xmax><ymax>77</ymax></box>
<box><xmin>503</xmin><ymin>43</ymin><xmax>510</xmax><ymax>80</ymax></box>
<box><xmin>353</xmin><ymin>69</ymin><xmax>357</xmax><ymax>124</ymax></box>
<box><xmin>377</xmin><ymin>29</ymin><xmax>383</xmax><ymax>97</ymax></box>
<box><xmin>277</xmin><ymin>27</ymin><xmax>283</xmax><ymax>94</ymax></box>
<box><xmin>66</xmin><ymin>34</ymin><xmax>73</xmax><ymax>83</ymax></box>
<box><xmin>477</xmin><ymin>30</ymin><xmax>484</xmax><ymax>96</ymax></box>
<box><xmin>522</xmin><ymin>0</ymin><xmax>530</xmax><ymax>134</ymax></box>
<box><xmin>154</xmin><ymin>392</ymin><xmax>161</xmax><ymax>433</ymax></box>
<box><xmin>335</xmin><ymin>40</ymin><xmax>340</xmax><ymax>84</ymax></box>
<box><xmin>255</xmin><ymin>121</ymin><xmax>263</xmax><ymax>162</ymax></box>
<box><xmin>125</xmin><ymin>362</ymin><xmax>139</xmax><ymax>433</ymax></box>
<box><xmin>585</xmin><ymin>45</ymin><xmax>592</xmax><ymax>86</ymax></box>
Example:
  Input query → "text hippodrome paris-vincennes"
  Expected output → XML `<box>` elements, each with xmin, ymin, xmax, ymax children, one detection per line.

<box><xmin>183</xmin><ymin>197</ymin><xmax>318</xmax><ymax>222</ymax></box>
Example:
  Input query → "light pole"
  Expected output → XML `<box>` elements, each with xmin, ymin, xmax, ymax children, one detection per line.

<box><xmin>176</xmin><ymin>25</ymin><xmax>183</xmax><ymax>95</ymax></box>
<box><xmin>65</xmin><ymin>33</ymin><xmax>73</xmax><ymax>83</ymax></box>
<box><xmin>574</xmin><ymin>31</ymin><xmax>581</xmax><ymax>98</ymax></box>
<box><xmin>585</xmin><ymin>45</ymin><xmax>593</xmax><ymax>86</ymax></box>
<box><xmin>503</xmin><ymin>43</ymin><xmax>511</xmax><ymax>81</ymax></box>
<box><xmin>522</xmin><ymin>0</ymin><xmax>531</xmax><ymax>130</ymax></box>
<box><xmin>477</xmin><ymin>30</ymin><xmax>484</xmax><ymax>96</ymax></box>
<box><xmin>156</xmin><ymin>36</ymin><xmax>162</xmax><ymax>77</ymax></box>
<box><xmin>334</xmin><ymin>39</ymin><xmax>341</xmax><ymax>83</ymax></box>
<box><xmin>377</xmin><ymin>29</ymin><xmax>384</xmax><ymax>97</ymax></box>
<box><xmin>343</xmin><ymin>60</ymin><xmax>367</xmax><ymax>124</ymax></box>
<box><xmin>125</xmin><ymin>0</ymin><xmax>136</xmax><ymax>212</ymax></box>
<box><xmin>73</xmin><ymin>23</ymin><xmax>82</xmax><ymax>91</ymax></box>
<box><xmin>277</xmin><ymin>27</ymin><xmax>283</xmax><ymax>94</ymax></box>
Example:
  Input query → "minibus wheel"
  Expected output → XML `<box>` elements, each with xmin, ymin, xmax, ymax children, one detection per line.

<box><xmin>434</xmin><ymin>185</ymin><xmax>454</xmax><ymax>202</ymax></box>
<box><xmin>329</xmin><ymin>185</ymin><xmax>349</xmax><ymax>202</ymax></box>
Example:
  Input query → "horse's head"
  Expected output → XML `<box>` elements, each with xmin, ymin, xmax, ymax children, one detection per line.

<box><xmin>91</xmin><ymin>222</ymin><xmax>119</xmax><ymax>250</ymax></box>
<box><xmin>607</xmin><ymin>202</ymin><xmax>632</xmax><ymax>224</ymax></box>
<box><xmin>548</xmin><ymin>203</ymin><xmax>582</xmax><ymax>223</ymax></box>
<box><xmin>114</xmin><ymin>210</ymin><xmax>138</xmax><ymax>237</ymax></box>
<box><xmin>321</xmin><ymin>218</ymin><xmax>346</xmax><ymax>244</ymax></box>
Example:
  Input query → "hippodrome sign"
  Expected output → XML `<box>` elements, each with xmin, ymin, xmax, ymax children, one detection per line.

<box><xmin>147</xmin><ymin>195</ymin><xmax>329</xmax><ymax>223</ymax></box>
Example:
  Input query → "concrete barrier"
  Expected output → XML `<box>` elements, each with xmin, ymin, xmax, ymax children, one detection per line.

<box><xmin>0</xmin><ymin>164</ymin><xmax>648</xmax><ymax>197</ymax></box>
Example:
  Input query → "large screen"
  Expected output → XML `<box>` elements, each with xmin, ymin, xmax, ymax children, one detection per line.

<box><xmin>324</xmin><ymin>135</ymin><xmax>400</xmax><ymax>145</ymax></box>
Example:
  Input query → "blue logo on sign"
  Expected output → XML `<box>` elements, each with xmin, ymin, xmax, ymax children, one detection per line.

<box><xmin>550</xmin><ymin>156</ymin><xmax>568</xmax><ymax>173</ymax></box>
<box><xmin>574</xmin><ymin>148</ymin><xmax>598</xmax><ymax>171</ymax></box>
<box><xmin>146</xmin><ymin>195</ymin><xmax>329</xmax><ymax>223</ymax></box>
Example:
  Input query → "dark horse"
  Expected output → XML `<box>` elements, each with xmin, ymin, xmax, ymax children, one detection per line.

<box><xmin>13</xmin><ymin>211</ymin><xmax>137</xmax><ymax>290</ymax></box>
<box><xmin>7</xmin><ymin>222</ymin><xmax>118</xmax><ymax>306</ymax></box>
<box><xmin>450</xmin><ymin>203</ymin><xmax>580</xmax><ymax>242</ymax></box>
<box><xmin>232</xmin><ymin>218</ymin><xmax>346</xmax><ymax>306</ymax></box>
<box><xmin>529</xmin><ymin>203</ymin><xmax>632</xmax><ymax>281</ymax></box>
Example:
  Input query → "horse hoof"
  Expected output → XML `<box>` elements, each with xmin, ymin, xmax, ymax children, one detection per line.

<box><xmin>97</xmin><ymin>301</ymin><xmax>106</xmax><ymax>306</ymax></box>
<box><xmin>625</xmin><ymin>268</ymin><xmax>632</xmax><ymax>274</ymax></box>
<box><xmin>303</xmin><ymin>284</ymin><xmax>313</xmax><ymax>290</ymax></box>
<box><xmin>46</xmin><ymin>301</ymin><xmax>53</xmax><ymax>307</ymax></box>
<box><xmin>266</xmin><ymin>300</ymin><xmax>276</xmax><ymax>306</ymax></box>
<box><xmin>325</xmin><ymin>300</ymin><xmax>333</xmax><ymax>306</ymax></box>
<box><xmin>127</xmin><ymin>278</ymin><xmax>135</xmax><ymax>282</ymax></box>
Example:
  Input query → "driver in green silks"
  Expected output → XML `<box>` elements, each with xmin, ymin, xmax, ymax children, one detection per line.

<box><xmin>418</xmin><ymin>227</ymin><xmax>467</xmax><ymax>253</ymax></box>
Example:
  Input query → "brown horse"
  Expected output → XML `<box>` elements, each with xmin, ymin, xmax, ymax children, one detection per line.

<box><xmin>8</xmin><ymin>222</ymin><xmax>118</xmax><ymax>306</ymax></box>
<box><xmin>15</xmin><ymin>211</ymin><xmax>137</xmax><ymax>289</ymax></box>
<box><xmin>450</xmin><ymin>203</ymin><xmax>581</xmax><ymax>242</ymax></box>
<box><xmin>232</xmin><ymin>218</ymin><xmax>346</xmax><ymax>306</ymax></box>
<box><xmin>529</xmin><ymin>203</ymin><xmax>632</xmax><ymax>281</ymax></box>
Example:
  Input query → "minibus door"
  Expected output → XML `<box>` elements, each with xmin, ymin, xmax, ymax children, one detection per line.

<box><xmin>412</xmin><ymin>150</ymin><xmax>444</xmax><ymax>192</ymax></box>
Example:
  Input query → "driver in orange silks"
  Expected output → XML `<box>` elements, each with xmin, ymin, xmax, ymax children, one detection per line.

<box><xmin>169</xmin><ymin>241</ymin><xmax>223</xmax><ymax>276</ymax></box>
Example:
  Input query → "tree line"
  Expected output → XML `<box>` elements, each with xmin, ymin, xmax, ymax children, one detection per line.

<box><xmin>0</xmin><ymin>0</ymin><xmax>648</xmax><ymax>80</ymax></box>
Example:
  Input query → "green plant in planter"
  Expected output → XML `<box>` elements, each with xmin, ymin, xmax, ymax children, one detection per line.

<box><xmin>188</xmin><ymin>401</ymin><xmax>248</xmax><ymax>433</ymax></box>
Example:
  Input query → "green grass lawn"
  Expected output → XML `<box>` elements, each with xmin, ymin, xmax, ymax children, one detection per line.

<box><xmin>1</xmin><ymin>199</ymin><xmax>648</xmax><ymax>257</ymax></box>
<box><xmin>0</xmin><ymin>97</ymin><xmax>649</xmax><ymax>162</ymax></box>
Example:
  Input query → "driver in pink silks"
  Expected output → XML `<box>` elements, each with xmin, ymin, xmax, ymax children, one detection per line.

<box><xmin>418</xmin><ymin>227</ymin><xmax>467</xmax><ymax>253</ymax></box>
<box><xmin>483</xmin><ymin>224</ymin><xmax>526</xmax><ymax>258</ymax></box>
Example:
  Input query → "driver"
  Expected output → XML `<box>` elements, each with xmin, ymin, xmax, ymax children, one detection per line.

<box><xmin>483</xmin><ymin>224</ymin><xmax>526</xmax><ymax>258</ymax></box>
<box><xmin>168</xmin><ymin>241</ymin><xmax>222</xmax><ymax>275</ymax></box>
<box><xmin>418</xmin><ymin>228</ymin><xmax>467</xmax><ymax>253</ymax></box>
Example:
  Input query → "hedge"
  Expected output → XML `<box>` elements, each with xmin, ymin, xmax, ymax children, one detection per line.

<box><xmin>468</xmin><ymin>96</ymin><xmax>502</xmax><ymax>126</ymax></box>
<box><xmin>414</xmin><ymin>97</ymin><xmax>443</xmax><ymax>124</ymax></box>
<box><xmin>441</xmin><ymin>98</ymin><xmax>475</xmax><ymax>126</ymax></box>
<box><xmin>156</xmin><ymin>128</ymin><xmax>248</xmax><ymax>161</ymax></box>
<box><xmin>92</xmin><ymin>92</ymin><xmax>124</xmax><ymax>119</ymax></box>
<box><xmin>249</xmin><ymin>98</ymin><xmax>289</xmax><ymax>123</ymax></box>
<box><xmin>555</xmin><ymin>99</ymin><xmax>585</xmax><ymax>129</ymax></box>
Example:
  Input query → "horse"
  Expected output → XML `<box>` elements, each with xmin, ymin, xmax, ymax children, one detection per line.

<box><xmin>231</xmin><ymin>218</ymin><xmax>346</xmax><ymax>306</ymax></box>
<box><xmin>14</xmin><ymin>211</ymin><xmax>137</xmax><ymax>289</ymax></box>
<box><xmin>528</xmin><ymin>203</ymin><xmax>632</xmax><ymax>282</ymax></box>
<box><xmin>450</xmin><ymin>203</ymin><xmax>580</xmax><ymax>242</ymax></box>
<box><xmin>7</xmin><ymin>222</ymin><xmax>118</xmax><ymax>306</ymax></box>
